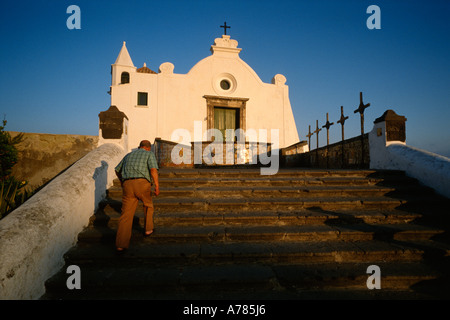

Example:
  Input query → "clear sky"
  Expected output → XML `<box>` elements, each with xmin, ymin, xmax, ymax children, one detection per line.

<box><xmin>1</xmin><ymin>0</ymin><xmax>449</xmax><ymax>157</ymax></box>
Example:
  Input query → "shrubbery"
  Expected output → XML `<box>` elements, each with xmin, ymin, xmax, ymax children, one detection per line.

<box><xmin>0</xmin><ymin>118</ymin><xmax>30</xmax><ymax>219</ymax></box>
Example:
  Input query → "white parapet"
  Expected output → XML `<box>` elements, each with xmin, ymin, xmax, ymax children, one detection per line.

<box><xmin>0</xmin><ymin>143</ymin><xmax>125</xmax><ymax>299</ymax></box>
<box><xmin>369</xmin><ymin>110</ymin><xmax>450</xmax><ymax>199</ymax></box>
<box><xmin>383</xmin><ymin>143</ymin><xmax>450</xmax><ymax>199</ymax></box>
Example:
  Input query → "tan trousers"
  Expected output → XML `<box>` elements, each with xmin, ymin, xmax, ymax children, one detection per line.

<box><xmin>115</xmin><ymin>178</ymin><xmax>154</xmax><ymax>249</ymax></box>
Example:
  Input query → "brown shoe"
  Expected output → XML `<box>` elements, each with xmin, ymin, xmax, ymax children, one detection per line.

<box><xmin>143</xmin><ymin>230</ymin><xmax>154</xmax><ymax>237</ymax></box>
<box><xmin>116</xmin><ymin>247</ymin><xmax>127</xmax><ymax>255</ymax></box>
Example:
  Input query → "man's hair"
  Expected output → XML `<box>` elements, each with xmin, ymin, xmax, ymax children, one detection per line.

<box><xmin>139</xmin><ymin>140</ymin><xmax>151</xmax><ymax>149</ymax></box>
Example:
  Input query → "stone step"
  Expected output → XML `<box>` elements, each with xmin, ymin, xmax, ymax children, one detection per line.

<box><xmin>78</xmin><ymin>222</ymin><xmax>444</xmax><ymax>244</ymax></box>
<box><xmin>106</xmin><ymin>184</ymin><xmax>432</xmax><ymax>199</ymax></box>
<box><xmin>42</xmin><ymin>260</ymin><xmax>450</xmax><ymax>300</ymax></box>
<box><xmin>148</xmin><ymin>197</ymin><xmax>426</xmax><ymax>212</ymax></box>
<box><xmin>106</xmin><ymin>186</ymin><xmax>445</xmax><ymax>213</ymax></box>
<box><xmin>113</xmin><ymin>168</ymin><xmax>418</xmax><ymax>188</ymax></box>
<box><xmin>116</xmin><ymin>175</ymin><xmax>419</xmax><ymax>188</ymax></box>
<box><xmin>155</xmin><ymin>168</ymin><xmax>407</xmax><ymax>179</ymax></box>
<box><xmin>177</xmin><ymin>194</ymin><xmax>449</xmax><ymax>209</ymax></box>
<box><xmin>156</xmin><ymin>177</ymin><xmax>412</xmax><ymax>187</ymax></box>
<box><xmin>63</xmin><ymin>239</ymin><xmax>450</xmax><ymax>265</ymax></box>
<box><xmin>91</xmin><ymin>207</ymin><xmax>422</xmax><ymax>228</ymax></box>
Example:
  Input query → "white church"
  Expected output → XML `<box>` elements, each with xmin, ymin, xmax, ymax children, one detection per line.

<box><xmin>98</xmin><ymin>28</ymin><xmax>302</xmax><ymax>163</ymax></box>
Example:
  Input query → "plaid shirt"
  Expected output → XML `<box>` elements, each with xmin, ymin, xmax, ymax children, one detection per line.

<box><xmin>115</xmin><ymin>148</ymin><xmax>159</xmax><ymax>183</ymax></box>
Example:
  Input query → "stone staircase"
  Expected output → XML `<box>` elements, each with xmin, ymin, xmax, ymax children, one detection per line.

<box><xmin>42</xmin><ymin>168</ymin><xmax>450</xmax><ymax>299</ymax></box>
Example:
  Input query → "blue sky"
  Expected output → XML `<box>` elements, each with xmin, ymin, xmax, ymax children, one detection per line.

<box><xmin>1</xmin><ymin>0</ymin><xmax>449</xmax><ymax>157</ymax></box>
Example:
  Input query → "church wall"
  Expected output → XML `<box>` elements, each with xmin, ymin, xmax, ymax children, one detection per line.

<box><xmin>158</xmin><ymin>73</ymin><xmax>200</xmax><ymax>142</ymax></box>
<box><xmin>130</xmin><ymin>71</ymin><xmax>158</xmax><ymax>149</ymax></box>
<box><xmin>157</xmin><ymin>70</ymin><xmax>297</xmax><ymax>148</ymax></box>
<box><xmin>244</xmin><ymin>82</ymin><xmax>292</xmax><ymax>147</ymax></box>
<box><xmin>111</xmin><ymin>75</ymin><xmax>134</xmax><ymax>109</ymax></box>
<box><xmin>111</xmin><ymin>67</ymin><xmax>159</xmax><ymax>150</ymax></box>
<box><xmin>111</xmin><ymin>64</ymin><xmax>136</xmax><ymax>87</ymax></box>
<box><xmin>185</xmin><ymin>54</ymin><xmax>298</xmax><ymax>147</ymax></box>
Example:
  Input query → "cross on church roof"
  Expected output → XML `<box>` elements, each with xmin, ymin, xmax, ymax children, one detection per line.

<box><xmin>220</xmin><ymin>22</ymin><xmax>231</xmax><ymax>35</ymax></box>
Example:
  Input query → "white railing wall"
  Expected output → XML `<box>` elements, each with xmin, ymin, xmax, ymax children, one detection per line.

<box><xmin>369</xmin><ymin>116</ymin><xmax>450</xmax><ymax>199</ymax></box>
<box><xmin>0</xmin><ymin>143</ymin><xmax>125</xmax><ymax>299</ymax></box>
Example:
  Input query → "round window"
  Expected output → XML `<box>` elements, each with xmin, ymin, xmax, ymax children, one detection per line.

<box><xmin>220</xmin><ymin>80</ymin><xmax>231</xmax><ymax>90</ymax></box>
<box><xmin>213</xmin><ymin>73</ymin><xmax>237</xmax><ymax>95</ymax></box>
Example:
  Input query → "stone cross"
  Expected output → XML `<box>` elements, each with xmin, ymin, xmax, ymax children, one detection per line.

<box><xmin>337</xmin><ymin>106</ymin><xmax>349</xmax><ymax>141</ymax></box>
<box><xmin>353</xmin><ymin>92</ymin><xmax>370</xmax><ymax>166</ymax></box>
<box><xmin>313</xmin><ymin>120</ymin><xmax>322</xmax><ymax>149</ymax></box>
<box><xmin>337</xmin><ymin>106</ymin><xmax>349</xmax><ymax>168</ymax></box>
<box><xmin>220</xmin><ymin>22</ymin><xmax>230</xmax><ymax>35</ymax></box>
<box><xmin>306</xmin><ymin>125</ymin><xmax>313</xmax><ymax>151</ymax></box>
<box><xmin>353</xmin><ymin>92</ymin><xmax>370</xmax><ymax>135</ymax></box>
<box><xmin>322</xmin><ymin>112</ymin><xmax>334</xmax><ymax>146</ymax></box>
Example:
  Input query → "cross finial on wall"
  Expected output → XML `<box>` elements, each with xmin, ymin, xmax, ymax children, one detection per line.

<box><xmin>337</xmin><ymin>106</ymin><xmax>349</xmax><ymax>141</ymax></box>
<box><xmin>354</xmin><ymin>92</ymin><xmax>370</xmax><ymax>116</ymax></box>
<box><xmin>306</xmin><ymin>125</ymin><xmax>313</xmax><ymax>151</ymax></box>
<box><xmin>313</xmin><ymin>120</ymin><xmax>322</xmax><ymax>149</ymax></box>
<box><xmin>220</xmin><ymin>22</ymin><xmax>231</xmax><ymax>35</ymax></box>
<box><xmin>354</xmin><ymin>91</ymin><xmax>371</xmax><ymax>135</ymax></box>
<box><xmin>322</xmin><ymin>113</ymin><xmax>334</xmax><ymax>146</ymax></box>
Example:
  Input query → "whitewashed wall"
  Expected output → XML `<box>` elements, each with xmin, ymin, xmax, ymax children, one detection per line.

<box><xmin>0</xmin><ymin>143</ymin><xmax>125</xmax><ymax>299</ymax></box>
<box><xmin>369</xmin><ymin>119</ymin><xmax>450</xmax><ymax>199</ymax></box>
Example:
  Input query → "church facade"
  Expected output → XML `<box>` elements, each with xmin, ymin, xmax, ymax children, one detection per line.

<box><xmin>99</xmin><ymin>33</ymin><xmax>300</xmax><ymax>155</ymax></box>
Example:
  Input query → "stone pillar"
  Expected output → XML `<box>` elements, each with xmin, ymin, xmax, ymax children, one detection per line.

<box><xmin>369</xmin><ymin>109</ymin><xmax>407</xmax><ymax>169</ymax></box>
<box><xmin>98</xmin><ymin>105</ymin><xmax>129</xmax><ymax>151</ymax></box>
<box><xmin>375</xmin><ymin>109</ymin><xmax>407</xmax><ymax>143</ymax></box>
